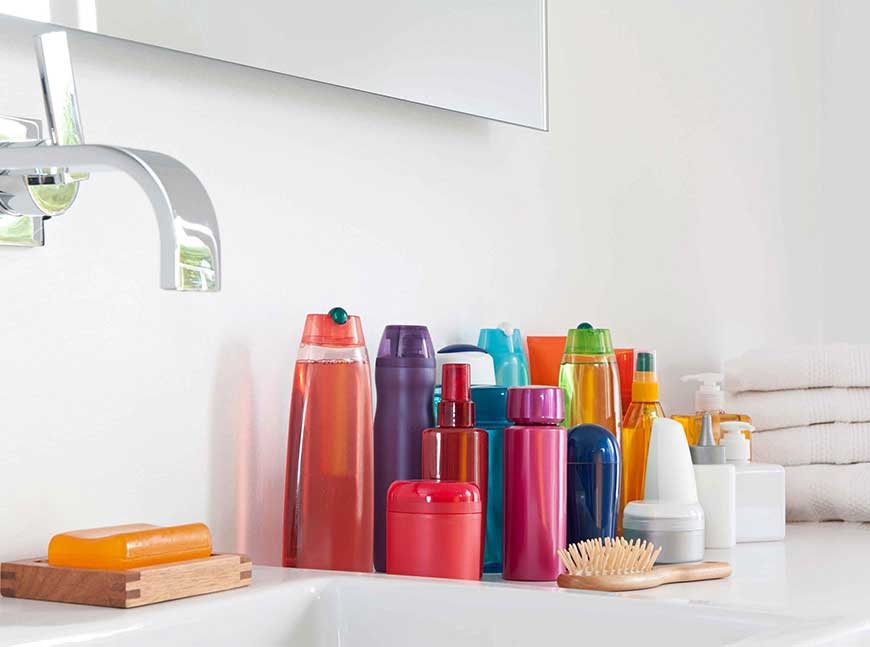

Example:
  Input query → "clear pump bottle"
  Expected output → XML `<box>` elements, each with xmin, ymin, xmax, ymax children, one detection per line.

<box><xmin>673</xmin><ymin>373</ymin><xmax>752</xmax><ymax>447</ymax></box>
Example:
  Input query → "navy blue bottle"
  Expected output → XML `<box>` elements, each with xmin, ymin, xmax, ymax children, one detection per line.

<box><xmin>470</xmin><ymin>385</ymin><xmax>510</xmax><ymax>573</ymax></box>
<box><xmin>567</xmin><ymin>424</ymin><xmax>620</xmax><ymax>543</ymax></box>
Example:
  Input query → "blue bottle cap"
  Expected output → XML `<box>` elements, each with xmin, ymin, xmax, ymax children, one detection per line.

<box><xmin>567</xmin><ymin>424</ymin><xmax>620</xmax><ymax>464</ymax></box>
<box><xmin>470</xmin><ymin>385</ymin><xmax>510</xmax><ymax>425</ymax></box>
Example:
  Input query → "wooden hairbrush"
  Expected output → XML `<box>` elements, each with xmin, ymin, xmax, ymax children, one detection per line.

<box><xmin>557</xmin><ymin>537</ymin><xmax>732</xmax><ymax>592</ymax></box>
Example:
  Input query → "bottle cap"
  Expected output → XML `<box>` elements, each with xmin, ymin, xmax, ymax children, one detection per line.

<box><xmin>388</xmin><ymin>480</ymin><xmax>481</xmax><ymax>514</ymax></box>
<box><xmin>689</xmin><ymin>412</ymin><xmax>726</xmax><ymax>465</ymax></box>
<box><xmin>435</xmin><ymin>344</ymin><xmax>496</xmax><ymax>386</ymax></box>
<box><xmin>506</xmin><ymin>386</ymin><xmax>564</xmax><ymax>425</ymax></box>
<box><xmin>438</xmin><ymin>363</ymin><xmax>475</xmax><ymax>427</ymax></box>
<box><xmin>478</xmin><ymin>322</ymin><xmax>523</xmax><ymax>355</ymax></box>
<box><xmin>376</xmin><ymin>325</ymin><xmax>435</xmax><ymax>368</ymax></box>
<box><xmin>470</xmin><ymin>385</ymin><xmax>510</xmax><ymax>426</ymax></box>
<box><xmin>721</xmin><ymin>422</ymin><xmax>754</xmax><ymax>463</ymax></box>
<box><xmin>643</xmin><ymin>418</ymin><xmax>699</xmax><ymax>503</ymax></box>
<box><xmin>631</xmin><ymin>350</ymin><xmax>660</xmax><ymax>403</ymax></box>
<box><xmin>301</xmin><ymin>307</ymin><xmax>365</xmax><ymax>347</ymax></box>
<box><xmin>564</xmin><ymin>322</ymin><xmax>614</xmax><ymax>355</ymax></box>
<box><xmin>682</xmin><ymin>373</ymin><xmax>725</xmax><ymax>412</ymax></box>
<box><xmin>566</xmin><ymin>423</ymin><xmax>620</xmax><ymax>465</ymax></box>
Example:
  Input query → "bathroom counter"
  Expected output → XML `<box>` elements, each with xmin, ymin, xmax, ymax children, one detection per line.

<box><xmin>1</xmin><ymin>522</ymin><xmax>868</xmax><ymax>646</ymax></box>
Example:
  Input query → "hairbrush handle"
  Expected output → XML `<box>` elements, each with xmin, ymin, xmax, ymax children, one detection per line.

<box><xmin>656</xmin><ymin>561</ymin><xmax>732</xmax><ymax>585</ymax></box>
<box><xmin>557</xmin><ymin>561</ymin><xmax>732</xmax><ymax>592</ymax></box>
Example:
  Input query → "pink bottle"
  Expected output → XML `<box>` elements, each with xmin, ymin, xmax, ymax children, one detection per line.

<box><xmin>502</xmin><ymin>386</ymin><xmax>567</xmax><ymax>581</ymax></box>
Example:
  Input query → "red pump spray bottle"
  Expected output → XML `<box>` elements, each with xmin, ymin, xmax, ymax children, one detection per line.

<box><xmin>421</xmin><ymin>363</ymin><xmax>488</xmax><ymax>576</ymax></box>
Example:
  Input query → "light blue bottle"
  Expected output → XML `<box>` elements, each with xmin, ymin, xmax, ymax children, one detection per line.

<box><xmin>471</xmin><ymin>384</ymin><xmax>510</xmax><ymax>573</ymax></box>
<box><xmin>478</xmin><ymin>323</ymin><xmax>530</xmax><ymax>387</ymax></box>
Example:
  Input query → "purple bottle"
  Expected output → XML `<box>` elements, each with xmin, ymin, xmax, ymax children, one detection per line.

<box><xmin>503</xmin><ymin>386</ymin><xmax>568</xmax><ymax>581</ymax></box>
<box><xmin>373</xmin><ymin>325</ymin><xmax>436</xmax><ymax>572</ymax></box>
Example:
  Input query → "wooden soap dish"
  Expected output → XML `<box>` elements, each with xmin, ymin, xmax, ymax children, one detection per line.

<box><xmin>0</xmin><ymin>553</ymin><xmax>252</xmax><ymax>608</ymax></box>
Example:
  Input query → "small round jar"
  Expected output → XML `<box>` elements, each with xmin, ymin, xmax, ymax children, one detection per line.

<box><xmin>622</xmin><ymin>501</ymin><xmax>705</xmax><ymax>564</ymax></box>
<box><xmin>386</xmin><ymin>480</ymin><xmax>482</xmax><ymax>580</ymax></box>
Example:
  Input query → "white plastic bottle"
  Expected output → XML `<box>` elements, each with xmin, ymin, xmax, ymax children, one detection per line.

<box><xmin>721</xmin><ymin>422</ymin><xmax>786</xmax><ymax>542</ymax></box>
<box><xmin>689</xmin><ymin>413</ymin><xmax>736</xmax><ymax>548</ymax></box>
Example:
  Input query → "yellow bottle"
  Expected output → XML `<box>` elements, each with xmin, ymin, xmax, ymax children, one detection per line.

<box><xmin>621</xmin><ymin>351</ymin><xmax>664</xmax><ymax>517</ymax></box>
<box><xmin>672</xmin><ymin>373</ymin><xmax>752</xmax><ymax>447</ymax></box>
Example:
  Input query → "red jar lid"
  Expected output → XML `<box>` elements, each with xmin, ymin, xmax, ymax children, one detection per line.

<box><xmin>387</xmin><ymin>480</ymin><xmax>481</xmax><ymax>514</ymax></box>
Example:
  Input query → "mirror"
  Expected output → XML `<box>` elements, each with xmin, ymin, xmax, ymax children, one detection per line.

<box><xmin>0</xmin><ymin>0</ymin><xmax>548</xmax><ymax>130</ymax></box>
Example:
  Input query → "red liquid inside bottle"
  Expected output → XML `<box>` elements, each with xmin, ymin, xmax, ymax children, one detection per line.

<box><xmin>283</xmin><ymin>309</ymin><xmax>373</xmax><ymax>571</ymax></box>
<box><xmin>421</xmin><ymin>363</ymin><xmax>488</xmax><ymax>576</ymax></box>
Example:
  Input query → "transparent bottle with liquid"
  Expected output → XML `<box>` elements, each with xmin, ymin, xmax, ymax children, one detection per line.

<box><xmin>558</xmin><ymin>323</ymin><xmax>622</xmax><ymax>445</ymax></box>
<box><xmin>283</xmin><ymin>307</ymin><xmax>373</xmax><ymax>572</ymax></box>
<box><xmin>620</xmin><ymin>350</ymin><xmax>664</xmax><ymax>514</ymax></box>
<box><xmin>672</xmin><ymin>373</ymin><xmax>752</xmax><ymax>446</ymax></box>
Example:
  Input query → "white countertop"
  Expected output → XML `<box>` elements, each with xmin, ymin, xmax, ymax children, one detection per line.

<box><xmin>1</xmin><ymin>522</ymin><xmax>869</xmax><ymax>646</ymax></box>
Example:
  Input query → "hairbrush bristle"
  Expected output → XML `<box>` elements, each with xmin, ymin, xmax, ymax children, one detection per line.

<box><xmin>557</xmin><ymin>537</ymin><xmax>663</xmax><ymax>577</ymax></box>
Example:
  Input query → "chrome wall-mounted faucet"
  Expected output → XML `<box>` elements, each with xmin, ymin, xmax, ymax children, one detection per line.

<box><xmin>0</xmin><ymin>32</ymin><xmax>221</xmax><ymax>291</ymax></box>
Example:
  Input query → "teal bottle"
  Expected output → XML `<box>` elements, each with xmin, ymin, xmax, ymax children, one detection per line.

<box><xmin>471</xmin><ymin>385</ymin><xmax>510</xmax><ymax>573</ymax></box>
<box><xmin>478</xmin><ymin>324</ymin><xmax>530</xmax><ymax>387</ymax></box>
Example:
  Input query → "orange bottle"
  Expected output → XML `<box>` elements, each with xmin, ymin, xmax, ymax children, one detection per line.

<box><xmin>283</xmin><ymin>307</ymin><xmax>373</xmax><ymax>572</ymax></box>
<box><xmin>620</xmin><ymin>351</ymin><xmax>665</xmax><ymax>516</ymax></box>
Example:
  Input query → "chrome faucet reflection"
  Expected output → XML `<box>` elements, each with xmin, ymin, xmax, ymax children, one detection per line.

<box><xmin>0</xmin><ymin>31</ymin><xmax>220</xmax><ymax>292</ymax></box>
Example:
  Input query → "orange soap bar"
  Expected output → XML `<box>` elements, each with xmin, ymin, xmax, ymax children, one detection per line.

<box><xmin>48</xmin><ymin>523</ymin><xmax>212</xmax><ymax>570</ymax></box>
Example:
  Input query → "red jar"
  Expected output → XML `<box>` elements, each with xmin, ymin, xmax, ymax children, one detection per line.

<box><xmin>386</xmin><ymin>480</ymin><xmax>482</xmax><ymax>580</ymax></box>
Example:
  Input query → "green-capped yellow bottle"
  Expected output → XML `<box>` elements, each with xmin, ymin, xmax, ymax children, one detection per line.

<box><xmin>558</xmin><ymin>323</ymin><xmax>622</xmax><ymax>446</ymax></box>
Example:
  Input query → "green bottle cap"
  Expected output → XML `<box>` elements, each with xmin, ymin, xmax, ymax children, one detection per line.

<box><xmin>636</xmin><ymin>351</ymin><xmax>655</xmax><ymax>372</ymax></box>
<box><xmin>564</xmin><ymin>322</ymin><xmax>614</xmax><ymax>355</ymax></box>
<box><xmin>328</xmin><ymin>306</ymin><xmax>349</xmax><ymax>325</ymax></box>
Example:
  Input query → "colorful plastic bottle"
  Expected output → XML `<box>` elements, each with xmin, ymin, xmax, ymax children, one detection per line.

<box><xmin>421</xmin><ymin>363</ymin><xmax>488</xmax><ymax>574</ymax></box>
<box><xmin>672</xmin><ymin>373</ymin><xmax>752</xmax><ymax>448</ymax></box>
<box><xmin>620</xmin><ymin>350</ymin><xmax>665</xmax><ymax>516</ymax></box>
<box><xmin>470</xmin><ymin>385</ymin><xmax>510</xmax><ymax>573</ymax></box>
<box><xmin>614</xmin><ymin>348</ymin><xmax>635</xmax><ymax>412</ymax></box>
<box><xmin>372</xmin><ymin>325</ymin><xmax>436</xmax><ymax>573</ymax></box>
<box><xmin>526</xmin><ymin>335</ymin><xmax>566</xmax><ymax>386</ymax></box>
<box><xmin>503</xmin><ymin>386</ymin><xmax>567</xmax><ymax>581</ymax></box>
<box><xmin>478</xmin><ymin>323</ymin><xmax>530</xmax><ymax>387</ymax></box>
<box><xmin>283</xmin><ymin>307</ymin><xmax>373</xmax><ymax>572</ymax></box>
<box><xmin>559</xmin><ymin>323</ymin><xmax>622</xmax><ymax>444</ymax></box>
<box><xmin>566</xmin><ymin>424</ymin><xmax>620</xmax><ymax>542</ymax></box>
<box><xmin>386</xmin><ymin>480</ymin><xmax>482</xmax><ymax>581</ymax></box>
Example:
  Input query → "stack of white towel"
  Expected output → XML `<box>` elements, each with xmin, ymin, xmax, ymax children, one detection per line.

<box><xmin>724</xmin><ymin>344</ymin><xmax>870</xmax><ymax>522</ymax></box>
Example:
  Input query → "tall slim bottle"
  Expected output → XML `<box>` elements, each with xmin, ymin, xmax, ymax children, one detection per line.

<box><xmin>470</xmin><ymin>385</ymin><xmax>510</xmax><ymax>573</ymax></box>
<box><xmin>283</xmin><ymin>307</ymin><xmax>373</xmax><ymax>572</ymax></box>
<box><xmin>558</xmin><ymin>323</ymin><xmax>622</xmax><ymax>445</ymax></box>
<box><xmin>373</xmin><ymin>325</ymin><xmax>435</xmax><ymax>573</ymax></box>
<box><xmin>422</xmin><ymin>363</ymin><xmax>488</xmax><ymax>575</ymax></box>
<box><xmin>621</xmin><ymin>350</ymin><xmax>665</xmax><ymax>514</ymax></box>
<box><xmin>502</xmin><ymin>386</ymin><xmax>567</xmax><ymax>581</ymax></box>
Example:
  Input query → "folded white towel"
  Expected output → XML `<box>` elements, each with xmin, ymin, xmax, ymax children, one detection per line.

<box><xmin>724</xmin><ymin>344</ymin><xmax>870</xmax><ymax>392</ymax></box>
<box><xmin>786</xmin><ymin>463</ymin><xmax>870</xmax><ymax>521</ymax></box>
<box><xmin>725</xmin><ymin>388</ymin><xmax>870</xmax><ymax>431</ymax></box>
<box><xmin>752</xmin><ymin>423</ymin><xmax>870</xmax><ymax>466</ymax></box>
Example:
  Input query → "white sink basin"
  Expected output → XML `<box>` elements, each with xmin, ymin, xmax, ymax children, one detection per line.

<box><xmin>0</xmin><ymin>568</ymin><xmax>806</xmax><ymax>646</ymax></box>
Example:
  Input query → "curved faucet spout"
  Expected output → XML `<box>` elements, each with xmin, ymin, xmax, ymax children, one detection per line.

<box><xmin>0</xmin><ymin>142</ymin><xmax>221</xmax><ymax>291</ymax></box>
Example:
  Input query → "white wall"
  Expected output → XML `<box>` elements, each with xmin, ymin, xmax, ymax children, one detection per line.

<box><xmin>0</xmin><ymin>1</ymin><xmax>829</xmax><ymax>565</ymax></box>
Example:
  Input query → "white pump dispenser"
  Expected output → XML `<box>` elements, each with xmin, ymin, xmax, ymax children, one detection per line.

<box><xmin>682</xmin><ymin>373</ymin><xmax>726</xmax><ymax>412</ymax></box>
<box><xmin>720</xmin><ymin>421</ymin><xmax>785</xmax><ymax>542</ymax></box>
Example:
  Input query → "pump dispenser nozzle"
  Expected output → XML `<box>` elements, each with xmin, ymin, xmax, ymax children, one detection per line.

<box><xmin>438</xmin><ymin>363</ymin><xmax>475</xmax><ymax>428</ymax></box>
<box><xmin>681</xmin><ymin>373</ymin><xmax>725</xmax><ymax>412</ymax></box>
<box><xmin>689</xmin><ymin>413</ymin><xmax>726</xmax><ymax>465</ymax></box>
